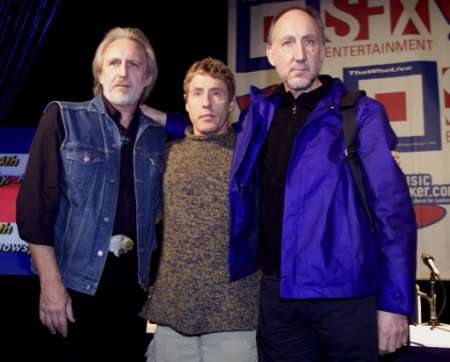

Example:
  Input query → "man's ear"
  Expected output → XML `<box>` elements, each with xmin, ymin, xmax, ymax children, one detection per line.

<box><xmin>266</xmin><ymin>44</ymin><xmax>276</xmax><ymax>67</ymax></box>
<box><xmin>185</xmin><ymin>97</ymin><xmax>190</xmax><ymax>114</ymax></box>
<box><xmin>228</xmin><ymin>98</ymin><xmax>236</xmax><ymax>113</ymax></box>
<box><xmin>144</xmin><ymin>73</ymin><xmax>153</xmax><ymax>88</ymax></box>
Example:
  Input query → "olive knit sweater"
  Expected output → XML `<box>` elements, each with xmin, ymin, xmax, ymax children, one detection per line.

<box><xmin>142</xmin><ymin>127</ymin><xmax>260</xmax><ymax>335</ymax></box>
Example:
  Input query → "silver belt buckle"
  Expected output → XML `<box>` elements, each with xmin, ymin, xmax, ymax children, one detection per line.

<box><xmin>109</xmin><ymin>234</ymin><xmax>134</xmax><ymax>257</ymax></box>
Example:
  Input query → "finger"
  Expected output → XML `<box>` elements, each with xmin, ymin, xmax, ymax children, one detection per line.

<box><xmin>389</xmin><ymin>330</ymin><xmax>401</xmax><ymax>353</ymax></box>
<box><xmin>66</xmin><ymin>298</ymin><xmax>75</xmax><ymax>323</ymax></box>
<box><xmin>42</xmin><ymin>310</ymin><xmax>57</xmax><ymax>335</ymax></box>
<box><xmin>398</xmin><ymin>328</ymin><xmax>408</xmax><ymax>349</ymax></box>
<box><xmin>402</xmin><ymin>331</ymin><xmax>409</xmax><ymax>346</ymax></box>
<box><xmin>55</xmin><ymin>310</ymin><xmax>68</xmax><ymax>337</ymax></box>
<box><xmin>378</xmin><ymin>335</ymin><xmax>387</xmax><ymax>354</ymax></box>
<box><xmin>39</xmin><ymin>307</ymin><xmax>46</xmax><ymax>325</ymax></box>
<box><xmin>49</xmin><ymin>310</ymin><xmax>66</xmax><ymax>337</ymax></box>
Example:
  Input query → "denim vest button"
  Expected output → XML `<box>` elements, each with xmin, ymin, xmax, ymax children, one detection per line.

<box><xmin>97</xmin><ymin>250</ymin><xmax>104</xmax><ymax>257</ymax></box>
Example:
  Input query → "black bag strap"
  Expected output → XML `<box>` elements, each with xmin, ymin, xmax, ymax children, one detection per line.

<box><xmin>340</xmin><ymin>90</ymin><xmax>375</xmax><ymax>232</ymax></box>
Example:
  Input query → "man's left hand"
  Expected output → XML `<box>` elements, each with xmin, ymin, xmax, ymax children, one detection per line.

<box><xmin>377</xmin><ymin>310</ymin><xmax>408</xmax><ymax>354</ymax></box>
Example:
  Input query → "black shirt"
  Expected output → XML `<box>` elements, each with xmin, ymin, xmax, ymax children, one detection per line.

<box><xmin>259</xmin><ymin>76</ymin><xmax>332</xmax><ymax>276</ymax></box>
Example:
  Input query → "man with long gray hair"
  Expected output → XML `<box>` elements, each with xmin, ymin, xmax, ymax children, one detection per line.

<box><xmin>17</xmin><ymin>27</ymin><xmax>164</xmax><ymax>361</ymax></box>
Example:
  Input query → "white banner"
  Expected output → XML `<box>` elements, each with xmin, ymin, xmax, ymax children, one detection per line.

<box><xmin>228</xmin><ymin>0</ymin><xmax>450</xmax><ymax>279</ymax></box>
<box><xmin>0</xmin><ymin>129</ymin><xmax>34</xmax><ymax>275</ymax></box>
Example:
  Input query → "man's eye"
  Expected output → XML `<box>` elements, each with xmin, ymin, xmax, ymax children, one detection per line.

<box><xmin>303</xmin><ymin>38</ymin><xmax>316</xmax><ymax>46</ymax></box>
<box><xmin>282</xmin><ymin>40</ymin><xmax>293</xmax><ymax>47</ymax></box>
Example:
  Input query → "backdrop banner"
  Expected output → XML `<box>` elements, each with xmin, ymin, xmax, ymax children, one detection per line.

<box><xmin>0</xmin><ymin>128</ymin><xmax>35</xmax><ymax>275</ymax></box>
<box><xmin>228</xmin><ymin>0</ymin><xmax>450</xmax><ymax>279</ymax></box>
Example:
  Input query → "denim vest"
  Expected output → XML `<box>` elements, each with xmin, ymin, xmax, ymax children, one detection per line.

<box><xmin>49</xmin><ymin>95</ymin><xmax>165</xmax><ymax>295</ymax></box>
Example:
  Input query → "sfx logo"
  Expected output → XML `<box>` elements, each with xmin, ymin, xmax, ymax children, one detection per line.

<box><xmin>324</xmin><ymin>0</ymin><xmax>434</xmax><ymax>41</ymax></box>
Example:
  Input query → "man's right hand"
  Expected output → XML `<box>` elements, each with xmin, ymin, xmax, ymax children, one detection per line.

<box><xmin>39</xmin><ymin>278</ymin><xmax>75</xmax><ymax>337</ymax></box>
<box><xmin>29</xmin><ymin>243</ymin><xmax>75</xmax><ymax>337</ymax></box>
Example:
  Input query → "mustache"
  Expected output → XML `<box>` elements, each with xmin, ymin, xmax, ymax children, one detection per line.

<box><xmin>289</xmin><ymin>64</ymin><xmax>310</xmax><ymax>72</ymax></box>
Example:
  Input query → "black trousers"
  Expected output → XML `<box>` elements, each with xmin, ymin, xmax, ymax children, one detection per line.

<box><xmin>43</xmin><ymin>280</ymin><xmax>148</xmax><ymax>362</ymax></box>
<box><xmin>257</xmin><ymin>276</ymin><xmax>378</xmax><ymax>362</ymax></box>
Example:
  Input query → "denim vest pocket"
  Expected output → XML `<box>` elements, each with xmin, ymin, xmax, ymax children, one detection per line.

<box><xmin>64</xmin><ymin>146</ymin><xmax>109</xmax><ymax>213</ymax></box>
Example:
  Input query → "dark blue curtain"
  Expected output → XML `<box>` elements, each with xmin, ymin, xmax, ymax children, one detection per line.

<box><xmin>0</xmin><ymin>0</ymin><xmax>60</xmax><ymax>121</ymax></box>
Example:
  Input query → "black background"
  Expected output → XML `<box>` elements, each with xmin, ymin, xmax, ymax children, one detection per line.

<box><xmin>3</xmin><ymin>1</ymin><xmax>228</xmax><ymax>126</ymax></box>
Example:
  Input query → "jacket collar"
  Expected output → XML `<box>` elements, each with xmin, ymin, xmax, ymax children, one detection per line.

<box><xmin>248</xmin><ymin>75</ymin><xmax>346</xmax><ymax>106</ymax></box>
<box><xmin>86</xmin><ymin>94</ymin><xmax>160</xmax><ymax>130</ymax></box>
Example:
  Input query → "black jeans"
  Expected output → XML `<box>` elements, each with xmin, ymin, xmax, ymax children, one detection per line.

<box><xmin>45</xmin><ymin>280</ymin><xmax>148</xmax><ymax>362</ymax></box>
<box><xmin>257</xmin><ymin>275</ymin><xmax>378</xmax><ymax>362</ymax></box>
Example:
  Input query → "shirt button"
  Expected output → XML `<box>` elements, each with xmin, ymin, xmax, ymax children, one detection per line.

<box><xmin>97</xmin><ymin>250</ymin><xmax>104</xmax><ymax>257</ymax></box>
<box><xmin>109</xmin><ymin>179</ymin><xmax>115</xmax><ymax>183</ymax></box>
<box><xmin>111</xmin><ymin>143</ymin><xmax>117</xmax><ymax>149</ymax></box>
<box><xmin>329</xmin><ymin>105</ymin><xmax>335</xmax><ymax>110</ymax></box>
<box><xmin>103</xmin><ymin>217</ymin><xmax>109</xmax><ymax>222</ymax></box>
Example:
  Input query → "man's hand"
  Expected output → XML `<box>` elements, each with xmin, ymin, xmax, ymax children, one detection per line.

<box><xmin>391</xmin><ymin>150</ymin><xmax>400</xmax><ymax>166</ymax></box>
<box><xmin>377</xmin><ymin>310</ymin><xmax>408</xmax><ymax>354</ymax></box>
<box><xmin>29</xmin><ymin>244</ymin><xmax>75</xmax><ymax>337</ymax></box>
<box><xmin>39</xmin><ymin>279</ymin><xmax>75</xmax><ymax>337</ymax></box>
<box><xmin>140</xmin><ymin>104</ymin><xmax>167</xmax><ymax>126</ymax></box>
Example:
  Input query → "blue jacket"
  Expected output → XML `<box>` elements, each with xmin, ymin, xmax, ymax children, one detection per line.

<box><xmin>52</xmin><ymin>95</ymin><xmax>165</xmax><ymax>295</ymax></box>
<box><xmin>167</xmin><ymin>77</ymin><xmax>417</xmax><ymax>314</ymax></box>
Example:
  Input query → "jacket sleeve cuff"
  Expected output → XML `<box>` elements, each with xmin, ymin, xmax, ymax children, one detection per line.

<box><xmin>377</xmin><ymin>285</ymin><xmax>415</xmax><ymax>317</ymax></box>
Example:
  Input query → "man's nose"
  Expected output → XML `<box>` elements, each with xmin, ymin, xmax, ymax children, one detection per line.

<box><xmin>293</xmin><ymin>42</ymin><xmax>306</xmax><ymax>62</ymax></box>
<box><xmin>118</xmin><ymin>62</ymin><xmax>128</xmax><ymax>77</ymax></box>
<box><xmin>201</xmin><ymin>93</ymin><xmax>211</xmax><ymax>107</ymax></box>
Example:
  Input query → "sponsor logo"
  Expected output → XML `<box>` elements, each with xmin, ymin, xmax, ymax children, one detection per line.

<box><xmin>324</xmin><ymin>0</ymin><xmax>432</xmax><ymax>41</ymax></box>
<box><xmin>343</xmin><ymin>61</ymin><xmax>441</xmax><ymax>152</ymax></box>
<box><xmin>0</xmin><ymin>155</ymin><xmax>20</xmax><ymax>167</ymax></box>
<box><xmin>0</xmin><ymin>242</ymin><xmax>29</xmax><ymax>253</ymax></box>
<box><xmin>0</xmin><ymin>176</ymin><xmax>12</xmax><ymax>186</ymax></box>
<box><xmin>0</xmin><ymin>223</ymin><xmax>13</xmax><ymax>235</ymax></box>
<box><xmin>407</xmin><ymin>174</ymin><xmax>450</xmax><ymax>204</ymax></box>
<box><xmin>0</xmin><ymin>224</ymin><xmax>30</xmax><ymax>254</ymax></box>
<box><xmin>407</xmin><ymin>173</ymin><xmax>450</xmax><ymax>228</ymax></box>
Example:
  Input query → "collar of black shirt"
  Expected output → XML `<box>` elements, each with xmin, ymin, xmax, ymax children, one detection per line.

<box><xmin>101</xmin><ymin>94</ymin><xmax>140</xmax><ymax>132</ymax></box>
<box><xmin>269</xmin><ymin>75</ymin><xmax>333</xmax><ymax>109</ymax></box>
